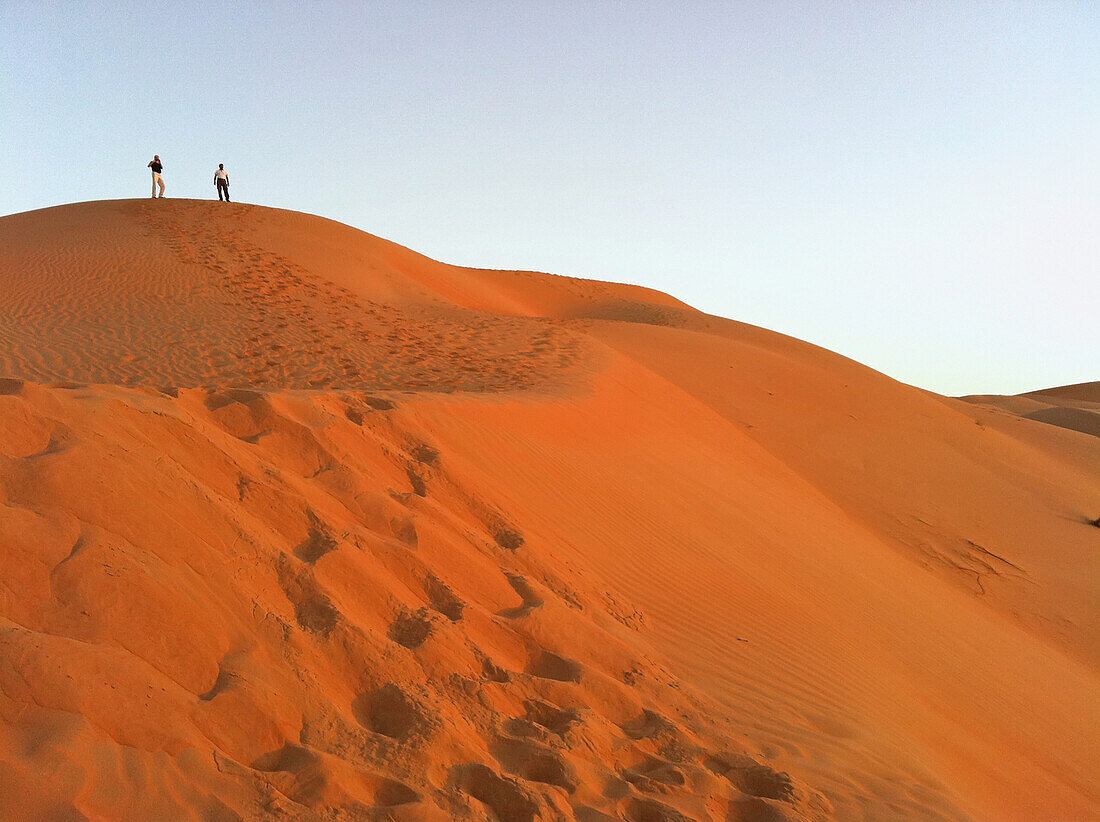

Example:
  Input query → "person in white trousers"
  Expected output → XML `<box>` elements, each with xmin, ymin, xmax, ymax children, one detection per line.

<box><xmin>148</xmin><ymin>155</ymin><xmax>165</xmax><ymax>198</ymax></box>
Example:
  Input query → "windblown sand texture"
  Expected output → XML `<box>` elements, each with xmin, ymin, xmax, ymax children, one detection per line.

<box><xmin>0</xmin><ymin>199</ymin><xmax>1097</xmax><ymax>821</ymax></box>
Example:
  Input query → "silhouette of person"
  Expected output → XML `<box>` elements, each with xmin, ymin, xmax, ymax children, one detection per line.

<box><xmin>214</xmin><ymin>164</ymin><xmax>230</xmax><ymax>202</ymax></box>
<box><xmin>148</xmin><ymin>156</ymin><xmax>165</xmax><ymax>198</ymax></box>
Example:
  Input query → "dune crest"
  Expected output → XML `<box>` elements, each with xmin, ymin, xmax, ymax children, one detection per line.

<box><xmin>962</xmin><ymin>381</ymin><xmax>1100</xmax><ymax>439</ymax></box>
<box><xmin>0</xmin><ymin>200</ymin><xmax>1096</xmax><ymax>821</ymax></box>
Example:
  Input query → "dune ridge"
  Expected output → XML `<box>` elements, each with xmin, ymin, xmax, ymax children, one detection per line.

<box><xmin>962</xmin><ymin>382</ymin><xmax>1100</xmax><ymax>439</ymax></box>
<box><xmin>0</xmin><ymin>200</ymin><xmax>1096</xmax><ymax>821</ymax></box>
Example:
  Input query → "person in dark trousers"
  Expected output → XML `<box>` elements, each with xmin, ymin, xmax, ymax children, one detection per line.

<box><xmin>148</xmin><ymin>155</ymin><xmax>165</xmax><ymax>198</ymax></box>
<box><xmin>214</xmin><ymin>164</ymin><xmax>230</xmax><ymax>201</ymax></box>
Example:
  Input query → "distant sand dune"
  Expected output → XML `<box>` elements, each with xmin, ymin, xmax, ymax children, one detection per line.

<box><xmin>0</xmin><ymin>200</ymin><xmax>1096</xmax><ymax>821</ymax></box>
<box><xmin>962</xmin><ymin>381</ymin><xmax>1100</xmax><ymax>439</ymax></box>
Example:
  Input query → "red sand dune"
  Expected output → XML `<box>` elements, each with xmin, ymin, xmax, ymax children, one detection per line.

<box><xmin>962</xmin><ymin>382</ymin><xmax>1100</xmax><ymax>440</ymax></box>
<box><xmin>0</xmin><ymin>199</ymin><xmax>1096</xmax><ymax>821</ymax></box>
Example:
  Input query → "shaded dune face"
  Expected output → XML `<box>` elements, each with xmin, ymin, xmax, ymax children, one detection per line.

<box><xmin>0</xmin><ymin>200</ymin><xmax>1096</xmax><ymax>821</ymax></box>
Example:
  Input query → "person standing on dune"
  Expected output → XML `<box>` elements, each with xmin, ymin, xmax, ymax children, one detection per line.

<box><xmin>214</xmin><ymin>164</ymin><xmax>230</xmax><ymax>201</ymax></box>
<box><xmin>148</xmin><ymin>155</ymin><xmax>165</xmax><ymax>198</ymax></box>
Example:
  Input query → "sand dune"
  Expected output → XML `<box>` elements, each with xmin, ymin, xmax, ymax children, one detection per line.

<box><xmin>962</xmin><ymin>382</ymin><xmax>1100</xmax><ymax>439</ymax></box>
<box><xmin>0</xmin><ymin>200</ymin><xmax>1096</xmax><ymax>821</ymax></box>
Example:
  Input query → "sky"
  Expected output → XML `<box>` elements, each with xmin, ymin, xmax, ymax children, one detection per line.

<box><xmin>1</xmin><ymin>1</ymin><xmax>1097</xmax><ymax>396</ymax></box>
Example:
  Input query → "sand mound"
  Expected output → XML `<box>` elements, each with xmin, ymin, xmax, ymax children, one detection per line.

<box><xmin>1025</xmin><ymin>381</ymin><xmax>1100</xmax><ymax>403</ymax></box>
<box><xmin>0</xmin><ymin>200</ymin><xmax>1096</xmax><ymax>821</ymax></box>
<box><xmin>962</xmin><ymin>381</ymin><xmax>1100</xmax><ymax>439</ymax></box>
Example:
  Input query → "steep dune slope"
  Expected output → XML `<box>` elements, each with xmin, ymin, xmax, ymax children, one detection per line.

<box><xmin>0</xmin><ymin>200</ymin><xmax>1096</xmax><ymax>821</ymax></box>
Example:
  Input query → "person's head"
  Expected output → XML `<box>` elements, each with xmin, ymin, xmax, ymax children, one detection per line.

<box><xmin>154</xmin><ymin>155</ymin><xmax>159</xmax><ymax>160</ymax></box>
<box><xmin>219</xmin><ymin>164</ymin><xmax>224</xmax><ymax>169</ymax></box>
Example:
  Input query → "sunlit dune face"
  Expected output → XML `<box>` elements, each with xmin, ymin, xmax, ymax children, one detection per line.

<box><xmin>0</xmin><ymin>200</ymin><xmax>1096</xmax><ymax>822</ymax></box>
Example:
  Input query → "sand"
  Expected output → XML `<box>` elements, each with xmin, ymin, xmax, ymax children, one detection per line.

<box><xmin>962</xmin><ymin>382</ymin><xmax>1100</xmax><ymax>440</ymax></box>
<box><xmin>0</xmin><ymin>199</ymin><xmax>1096</xmax><ymax>821</ymax></box>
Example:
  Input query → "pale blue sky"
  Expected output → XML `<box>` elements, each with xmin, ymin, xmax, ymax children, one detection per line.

<box><xmin>2</xmin><ymin>2</ymin><xmax>1096</xmax><ymax>396</ymax></box>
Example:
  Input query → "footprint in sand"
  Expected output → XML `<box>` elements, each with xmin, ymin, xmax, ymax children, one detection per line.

<box><xmin>498</xmin><ymin>573</ymin><xmax>544</xmax><ymax>619</ymax></box>
<box><xmin>352</xmin><ymin>684</ymin><xmax>433</xmax><ymax>742</ymax></box>
<box><xmin>526</xmin><ymin>650</ymin><xmax>582</xmax><ymax>683</ymax></box>
<box><xmin>388</xmin><ymin>608</ymin><xmax>434</xmax><ymax>649</ymax></box>
<box><xmin>511</xmin><ymin>699</ymin><xmax>581</xmax><ymax>738</ymax></box>
<box><xmin>425</xmin><ymin>573</ymin><xmax>464</xmax><ymax>622</ymax></box>
<box><xmin>490</xmin><ymin>737</ymin><xmax>579</xmax><ymax>794</ymax></box>
<box><xmin>293</xmin><ymin>511</ymin><xmax>338</xmax><ymax>564</ymax></box>
<box><xmin>451</xmin><ymin>764</ymin><xmax>540</xmax><ymax>822</ymax></box>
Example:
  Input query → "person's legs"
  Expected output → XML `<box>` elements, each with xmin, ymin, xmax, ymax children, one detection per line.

<box><xmin>152</xmin><ymin>170</ymin><xmax>157</xmax><ymax>198</ymax></box>
<box><xmin>157</xmin><ymin>174</ymin><xmax>166</xmax><ymax>198</ymax></box>
<box><xmin>224</xmin><ymin>184</ymin><xmax>230</xmax><ymax>202</ymax></box>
